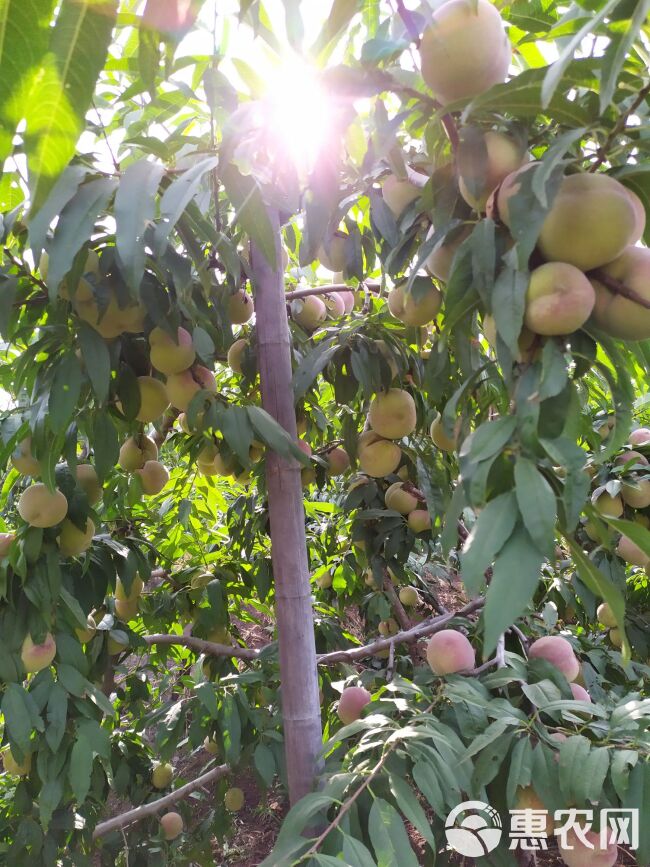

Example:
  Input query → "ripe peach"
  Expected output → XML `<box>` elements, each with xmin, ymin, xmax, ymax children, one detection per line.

<box><xmin>160</xmin><ymin>811</ymin><xmax>184</xmax><ymax>840</ymax></box>
<box><xmin>0</xmin><ymin>533</ymin><xmax>15</xmax><ymax>557</ymax></box>
<box><xmin>570</xmin><ymin>683</ymin><xmax>591</xmax><ymax>702</ymax></box>
<box><xmin>558</xmin><ymin>828</ymin><xmax>617</xmax><ymax>867</ymax></box>
<box><xmin>528</xmin><ymin>635</ymin><xmax>579</xmax><ymax>682</ymax></box>
<box><xmin>357</xmin><ymin>432</ymin><xmax>402</xmax><ymax>477</ymax></box>
<box><xmin>407</xmin><ymin>509</ymin><xmax>432</xmax><ymax>533</ymax></box>
<box><xmin>11</xmin><ymin>437</ymin><xmax>41</xmax><ymax>476</ymax></box>
<box><xmin>596</xmin><ymin>602</ymin><xmax>617</xmax><ymax>628</ymax></box>
<box><xmin>524</xmin><ymin>262</ymin><xmax>595</xmax><ymax>336</ymax></box>
<box><xmin>18</xmin><ymin>484</ymin><xmax>68</xmax><ymax>528</ymax></box>
<box><xmin>318</xmin><ymin>234</ymin><xmax>347</xmax><ymax>272</ymax></box>
<box><xmin>3</xmin><ymin>749</ymin><xmax>31</xmax><ymax>776</ymax></box>
<box><xmin>337</xmin><ymin>686</ymin><xmax>372</xmax><ymax>724</ymax></box>
<box><xmin>227</xmin><ymin>338</ymin><xmax>249</xmax><ymax>374</ymax></box>
<box><xmin>426</xmin><ymin>629</ymin><xmax>475</xmax><ymax>675</ymax></box>
<box><xmin>292</xmin><ymin>295</ymin><xmax>327</xmax><ymax>331</ymax></box>
<box><xmin>227</xmin><ymin>289</ymin><xmax>254</xmax><ymax>324</ymax></box>
<box><xmin>118</xmin><ymin>435</ymin><xmax>158</xmax><ymax>471</ymax></box>
<box><xmin>166</xmin><ymin>365</ymin><xmax>217</xmax><ymax>412</ymax></box>
<box><xmin>323</xmin><ymin>292</ymin><xmax>346</xmax><ymax>319</ymax></box>
<box><xmin>629</xmin><ymin>427</ymin><xmax>650</xmax><ymax>447</ymax></box>
<box><xmin>368</xmin><ymin>389</ymin><xmax>417</xmax><ymax>440</ymax></box>
<box><xmin>459</xmin><ymin>131</ymin><xmax>527</xmax><ymax>212</ymax></box>
<box><xmin>382</xmin><ymin>175</ymin><xmax>421</xmax><ymax>217</ymax></box>
<box><xmin>325</xmin><ymin>447</ymin><xmax>350</xmax><ymax>476</ymax></box>
<box><xmin>590</xmin><ymin>246</ymin><xmax>650</xmax><ymax>340</ymax></box>
<box><xmin>58</xmin><ymin>517</ymin><xmax>95</xmax><ymax>557</ymax></box>
<box><xmin>430</xmin><ymin>413</ymin><xmax>458</xmax><ymax>452</ymax></box>
<box><xmin>591</xmin><ymin>490</ymin><xmax>623</xmax><ymax>518</ymax></box>
<box><xmin>76</xmin><ymin>464</ymin><xmax>102</xmax><ymax>505</ymax></box>
<box><xmin>425</xmin><ymin>225</ymin><xmax>473</xmax><ymax>283</ymax></box>
<box><xmin>21</xmin><ymin>633</ymin><xmax>57</xmax><ymax>673</ymax></box>
<box><xmin>387</xmin><ymin>283</ymin><xmax>442</xmax><ymax>327</ymax></box>
<box><xmin>135</xmin><ymin>460</ymin><xmax>169</xmax><ymax>495</ymax></box>
<box><xmin>616</xmin><ymin>534</ymin><xmax>649</xmax><ymax>567</ymax></box>
<box><xmin>385</xmin><ymin>482</ymin><xmax>419</xmax><ymax>514</ymax></box>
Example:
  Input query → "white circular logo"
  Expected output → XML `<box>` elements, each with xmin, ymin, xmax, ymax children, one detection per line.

<box><xmin>445</xmin><ymin>800</ymin><xmax>503</xmax><ymax>857</ymax></box>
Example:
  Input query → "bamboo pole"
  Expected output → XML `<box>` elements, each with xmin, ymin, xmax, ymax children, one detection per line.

<box><xmin>250</xmin><ymin>209</ymin><xmax>324</xmax><ymax>805</ymax></box>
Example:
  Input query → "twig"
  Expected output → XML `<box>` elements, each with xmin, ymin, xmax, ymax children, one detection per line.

<box><xmin>386</xmin><ymin>639</ymin><xmax>396</xmax><ymax>683</ymax></box>
<box><xmin>590</xmin><ymin>82</ymin><xmax>650</xmax><ymax>172</ymax></box>
<box><xmin>495</xmin><ymin>633</ymin><xmax>506</xmax><ymax>668</ymax></box>
<box><xmin>144</xmin><ymin>634</ymin><xmax>260</xmax><ymax>661</ymax></box>
<box><xmin>298</xmin><ymin>700</ymin><xmax>437</xmax><ymax>861</ymax></box>
<box><xmin>508</xmin><ymin>623</ymin><xmax>529</xmax><ymax>653</ymax></box>
<box><xmin>394</xmin><ymin>0</ymin><xmax>421</xmax><ymax>44</ymax></box>
<box><xmin>588</xmin><ymin>268</ymin><xmax>650</xmax><ymax>311</ymax></box>
<box><xmin>469</xmin><ymin>657</ymin><xmax>499</xmax><ymax>676</ymax></box>
<box><xmin>92</xmin><ymin>764</ymin><xmax>230</xmax><ymax>839</ymax></box>
<box><xmin>316</xmin><ymin>598</ymin><xmax>485</xmax><ymax>664</ymax></box>
<box><xmin>284</xmin><ymin>284</ymin><xmax>348</xmax><ymax>301</ymax></box>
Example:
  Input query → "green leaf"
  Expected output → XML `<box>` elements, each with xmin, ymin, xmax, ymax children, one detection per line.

<box><xmin>254</xmin><ymin>743</ymin><xmax>276</xmax><ymax>787</ymax></box>
<box><xmin>45</xmin><ymin>683</ymin><xmax>67</xmax><ymax>752</ymax></box>
<box><xmin>623</xmin><ymin>761</ymin><xmax>650</xmax><ymax>864</ymax></box>
<box><xmin>387</xmin><ymin>774</ymin><xmax>435</xmax><ymax>849</ymax></box>
<box><xmin>77</xmin><ymin>322</ymin><xmax>111</xmax><ymax>405</ymax></box>
<box><xmin>195</xmin><ymin>682</ymin><xmax>219</xmax><ymax>719</ymax></box>
<box><xmin>2</xmin><ymin>684</ymin><xmax>40</xmax><ymax>754</ymax></box>
<box><xmin>412</xmin><ymin>760</ymin><xmax>445</xmax><ymax>815</ymax></box>
<box><xmin>558</xmin><ymin>735</ymin><xmax>591</xmax><ymax>804</ymax></box>
<box><xmin>563</xmin><ymin>538</ymin><xmax>629</xmax><ymax>661</ymax></box>
<box><xmin>610</xmin><ymin>749</ymin><xmax>638</xmax><ymax>800</ymax></box>
<box><xmin>0</xmin><ymin>0</ymin><xmax>58</xmax><ymax>164</ymax></box>
<box><xmin>459</xmin><ymin>416</ymin><xmax>517</xmax><ymax>464</ymax></box>
<box><xmin>506</xmin><ymin>737</ymin><xmax>534</xmax><ymax>804</ymax></box>
<box><xmin>491</xmin><ymin>266</ymin><xmax>528</xmax><ymax>357</ymax></box>
<box><xmin>26</xmin><ymin>0</ymin><xmax>118</xmax><ymax>213</ymax></box>
<box><xmin>541</xmin><ymin>0</ymin><xmax>618</xmax><ymax>107</ymax></box>
<box><xmin>579</xmin><ymin>747</ymin><xmax>610</xmax><ymax>804</ymax></box>
<box><xmin>484</xmin><ymin>525</ymin><xmax>544</xmax><ymax>654</ymax></box>
<box><xmin>293</xmin><ymin>339</ymin><xmax>338</xmax><ymax>400</ymax></box>
<box><xmin>460</xmin><ymin>491</ymin><xmax>518</xmax><ymax>594</ymax></box>
<box><xmin>92</xmin><ymin>413</ymin><xmax>119</xmax><ymax>481</ymax></box>
<box><xmin>69</xmin><ymin>732</ymin><xmax>93</xmax><ymax>804</ymax></box>
<box><xmin>220</xmin><ymin>405</ymin><xmax>254</xmax><ymax>468</ymax></box>
<box><xmin>48</xmin><ymin>353</ymin><xmax>82</xmax><ymax>433</ymax></box>
<box><xmin>154</xmin><ymin>156</ymin><xmax>219</xmax><ymax>253</ymax></box>
<box><xmin>341</xmin><ymin>835</ymin><xmax>377</xmax><ymax>867</ymax></box>
<box><xmin>514</xmin><ymin>458</ymin><xmax>557</xmax><ymax>557</ymax></box>
<box><xmin>45</xmin><ymin>177</ymin><xmax>117</xmax><ymax>295</ymax></box>
<box><xmin>368</xmin><ymin>797</ymin><xmax>419</xmax><ymax>867</ymax></box>
<box><xmin>599</xmin><ymin>0</ymin><xmax>650</xmax><ymax>112</ymax></box>
<box><xmin>115</xmin><ymin>159</ymin><xmax>164</xmax><ymax>290</ymax></box>
<box><xmin>221</xmin><ymin>162</ymin><xmax>277</xmax><ymax>268</ymax></box>
<box><xmin>28</xmin><ymin>164</ymin><xmax>87</xmax><ymax>258</ymax></box>
<box><xmin>247</xmin><ymin>406</ymin><xmax>308</xmax><ymax>464</ymax></box>
<box><xmin>311</xmin><ymin>0</ymin><xmax>360</xmax><ymax>56</ymax></box>
<box><xmin>38</xmin><ymin>777</ymin><xmax>63</xmax><ymax>830</ymax></box>
<box><xmin>471</xmin><ymin>731</ymin><xmax>514</xmax><ymax>789</ymax></box>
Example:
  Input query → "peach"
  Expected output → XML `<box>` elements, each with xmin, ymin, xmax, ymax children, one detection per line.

<box><xmin>135</xmin><ymin>460</ymin><xmax>169</xmax><ymax>495</ymax></box>
<box><xmin>459</xmin><ymin>131</ymin><xmax>527</xmax><ymax>212</ymax></box>
<box><xmin>58</xmin><ymin>518</ymin><xmax>95</xmax><ymax>557</ymax></box>
<box><xmin>524</xmin><ymin>262</ymin><xmax>595</xmax><ymax>336</ymax></box>
<box><xmin>385</xmin><ymin>482</ymin><xmax>419</xmax><ymax>514</ymax></box>
<box><xmin>166</xmin><ymin>366</ymin><xmax>217</xmax><ymax>412</ymax></box>
<box><xmin>18</xmin><ymin>484</ymin><xmax>68</xmax><ymax>528</ymax></box>
<box><xmin>227</xmin><ymin>289</ymin><xmax>254</xmax><ymax>324</ymax></box>
<box><xmin>369</xmin><ymin>389</ymin><xmax>417</xmax><ymax>439</ymax></box>
<box><xmin>590</xmin><ymin>246</ymin><xmax>650</xmax><ymax>340</ymax></box>
<box><xmin>160</xmin><ymin>811</ymin><xmax>184</xmax><ymax>840</ymax></box>
<box><xmin>337</xmin><ymin>686</ymin><xmax>372</xmax><ymax>724</ymax></box>
<box><xmin>292</xmin><ymin>295</ymin><xmax>327</xmax><ymax>331</ymax></box>
<box><xmin>325</xmin><ymin>447</ymin><xmax>350</xmax><ymax>476</ymax></box>
<box><xmin>426</xmin><ymin>629</ymin><xmax>475</xmax><ymax>674</ymax></box>
<box><xmin>558</xmin><ymin>828</ymin><xmax>617</xmax><ymax>867</ymax></box>
<box><xmin>407</xmin><ymin>510</ymin><xmax>432</xmax><ymax>533</ymax></box>
<box><xmin>616</xmin><ymin>534</ymin><xmax>649</xmax><ymax>567</ymax></box>
<box><xmin>21</xmin><ymin>633</ymin><xmax>56</xmax><ymax>673</ymax></box>
<box><xmin>387</xmin><ymin>283</ymin><xmax>442</xmax><ymax>327</ymax></box>
<box><xmin>357</xmin><ymin>432</ymin><xmax>402</xmax><ymax>477</ymax></box>
<box><xmin>149</xmin><ymin>326</ymin><xmax>195</xmax><ymax>375</ymax></box>
<box><xmin>528</xmin><ymin>635</ymin><xmax>579</xmax><ymax>681</ymax></box>
<box><xmin>382</xmin><ymin>174</ymin><xmax>421</xmax><ymax>217</ymax></box>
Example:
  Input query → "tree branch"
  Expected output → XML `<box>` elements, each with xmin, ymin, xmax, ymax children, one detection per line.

<box><xmin>92</xmin><ymin>764</ymin><xmax>230</xmax><ymax>839</ymax></box>
<box><xmin>284</xmin><ymin>282</ymin><xmax>380</xmax><ymax>302</ymax></box>
<box><xmin>316</xmin><ymin>598</ymin><xmax>485</xmax><ymax>665</ymax></box>
<box><xmin>144</xmin><ymin>634</ymin><xmax>260</xmax><ymax>661</ymax></box>
<box><xmin>589</xmin><ymin>268</ymin><xmax>650</xmax><ymax>311</ymax></box>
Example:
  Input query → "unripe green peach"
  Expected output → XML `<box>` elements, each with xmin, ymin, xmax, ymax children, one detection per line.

<box><xmin>524</xmin><ymin>262</ymin><xmax>595</xmax><ymax>336</ymax></box>
<box><xmin>529</xmin><ymin>635</ymin><xmax>579</xmax><ymax>681</ymax></box>
<box><xmin>227</xmin><ymin>289</ymin><xmax>253</xmax><ymax>324</ymax></box>
<box><xmin>459</xmin><ymin>131</ymin><xmax>527</xmax><ymax>212</ymax></box>
<box><xmin>368</xmin><ymin>389</ymin><xmax>417</xmax><ymax>440</ymax></box>
<box><xmin>58</xmin><ymin>517</ymin><xmax>95</xmax><ymax>557</ymax></box>
<box><xmin>116</xmin><ymin>575</ymin><xmax>144</xmax><ymax>602</ymax></box>
<box><xmin>160</xmin><ymin>811</ymin><xmax>184</xmax><ymax>840</ymax></box>
<box><xmin>430</xmin><ymin>414</ymin><xmax>458</xmax><ymax>452</ymax></box>
<box><xmin>315</xmin><ymin>570</ymin><xmax>333</xmax><ymax>589</ymax></box>
<box><xmin>21</xmin><ymin>633</ymin><xmax>57</xmax><ymax>673</ymax></box>
<box><xmin>419</xmin><ymin>0</ymin><xmax>510</xmax><ymax>105</ymax></box>
<box><xmin>387</xmin><ymin>283</ymin><xmax>442</xmax><ymax>327</ymax></box>
<box><xmin>318</xmin><ymin>234</ymin><xmax>347</xmax><ymax>272</ymax></box>
<box><xmin>135</xmin><ymin>460</ymin><xmax>170</xmax><ymax>495</ymax></box>
<box><xmin>227</xmin><ymin>338</ymin><xmax>249</xmax><ymax>374</ymax></box>
<box><xmin>596</xmin><ymin>602</ymin><xmax>617</xmax><ymax>628</ymax></box>
<box><xmin>382</xmin><ymin>174</ymin><xmax>421</xmax><ymax>217</ymax></box>
<box><xmin>118</xmin><ymin>435</ymin><xmax>158</xmax><ymax>472</ymax></box>
<box><xmin>3</xmin><ymin>749</ymin><xmax>31</xmax><ymax>776</ymax></box>
<box><xmin>407</xmin><ymin>509</ymin><xmax>431</xmax><ymax>533</ymax></box>
<box><xmin>378</xmin><ymin>618</ymin><xmax>399</xmax><ymax>636</ymax></box>
<box><xmin>75</xmin><ymin>614</ymin><xmax>97</xmax><ymax>644</ymax></box>
<box><xmin>425</xmin><ymin>225</ymin><xmax>472</xmax><ymax>282</ymax></box>
<box><xmin>357</xmin><ymin>432</ymin><xmax>402</xmax><ymax>477</ymax></box>
<box><xmin>11</xmin><ymin>437</ymin><xmax>40</xmax><ymax>476</ymax></box>
<box><xmin>292</xmin><ymin>295</ymin><xmax>327</xmax><ymax>331</ymax></box>
<box><xmin>149</xmin><ymin>326</ymin><xmax>196</xmax><ymax>375</ymax></box>
<box><xmin>591</xmin><ymin>490</ymin><xmax>623</xmax><ymax>518</ymax></box>
<box><xmin>152</xmin><ymin>762</ymin><xmax>173</xmax><ymax>789</ymax></box>
<box><xmin>76</xmin><ymin>463</ymin><xmax>102</xmax><ymax>505</ymax></box>
<box><xmin>609</xmin><ymin>627</ymin><xmax>623</xmax><ymax>648</ymax></box>
<box><xmin>385</xmin><ymin>482</ymin><xmax>419</xmax><ymax>515</ymax></box>
<box><xmin>18</xmin><ymin>484</ymin><xmax>68</xmax><ymax>528</ymax></box>
<box><xmin>398</xmin><ymin>586</ymin><xmax>420</xmax><ymax>607</ymax></box>
<box><xmin>590</xmin><ymin>246</ymin><xmax>650</xmax><ymax>341</ymax></box>
<box><xmin>224</xmin><ymin>786</ymin><xmax>245</xmax><ymax>811</ymax></box>
<box><xmin>204</xmin><ymin>736</ymin><xmax>219</xmax><ymax>755</ymax></box>
<box><xmin>426</xmin><ymin>629</ymin><xmax>475</xmax><ymax>674</ymax></box>
<box><xmin>337</xmin><ymin>686</ymin><xmax>372</xmax><ymax>724</ymax></box>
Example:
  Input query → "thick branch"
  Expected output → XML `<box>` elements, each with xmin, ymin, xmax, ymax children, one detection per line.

<box><xmin>285</xmin><ymin>281</ymin><xmax>380</xmax><ymax>302</ymax></box>
<box><xmin>92</xmin><ymin>764</ymin><xmax>230</xmax><ymax>839</ymax></box>
<box><xmin>144</xmin><ymin>634</ymin><xmax>260</xmax><ymax>661</ymax></box>
<box><xmin>316</xmin><ymin>598</ymin><xmax>484</xmax><ymax>665</ymax></box>
<box><xmin>589</xmin><ymin>268</ymin><xmax>650</xmax><ymax>311</ymax></box>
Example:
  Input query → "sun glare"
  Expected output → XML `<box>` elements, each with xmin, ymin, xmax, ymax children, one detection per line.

<box><xmin>264</xmin><ymin>59</ymin><xmax>335</xmax><ymax>175</ymax></box>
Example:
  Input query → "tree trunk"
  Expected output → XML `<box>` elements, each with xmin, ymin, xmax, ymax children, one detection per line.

<box><xmin>250</xmin><ymin>210</ymin><xmax>324</xmax><ymax>804</ymax></box>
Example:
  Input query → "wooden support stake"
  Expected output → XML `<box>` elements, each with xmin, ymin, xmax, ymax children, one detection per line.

<box><xmin>250</xmin><ymin>209</ymin><xmax>323</xmax><ymax>805</ymax></box>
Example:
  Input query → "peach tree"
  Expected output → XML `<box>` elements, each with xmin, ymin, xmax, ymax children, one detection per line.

<box><xmin>0</xmin><ymin>0</ymin><xmax>648</xmax><ymax>865</ymax></box>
